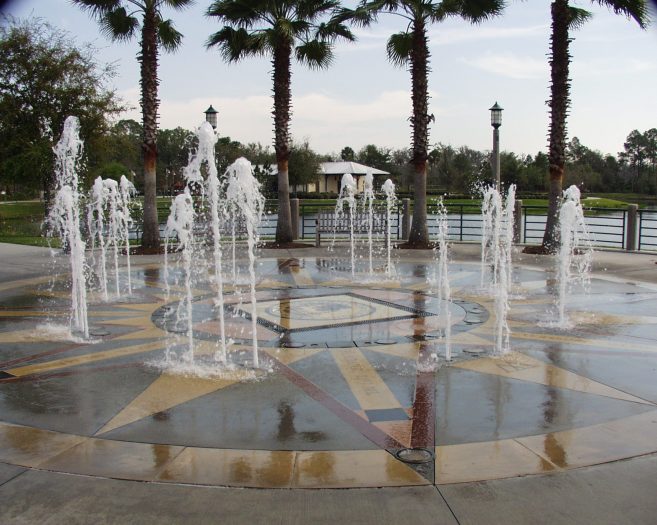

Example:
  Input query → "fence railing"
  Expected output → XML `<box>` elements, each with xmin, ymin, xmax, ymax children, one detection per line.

<box><xmin>638</xmin><ymin>209</ymin><xmax>657</xmax><ymax>251</ymax></box>
<box><xmin>145</xmin><ymin>199</ymin><xmax>657</xmax><ymax>252</ymax></box>
<box><xmin>8</xmin><ymin>200</ymin><xmax>656</xmax><ymax>253</ymax></box>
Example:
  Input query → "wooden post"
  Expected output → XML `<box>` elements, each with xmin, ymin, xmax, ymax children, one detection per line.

<box><xmin>626</xmin><ymin>204</ymin><xmax>638</xmax><ymax>251</ymax></box>
<box><xmin>402</xmin><ymin>198</ymin><xmax>411</xmax><ymax>241</ymax></box>
<box><xmin>290</xmin><ymin>198</ymin><xmax>299</xmax><ymax>241</ymax></box>
<box><xmin>514</xmin><ymin>199</ymin><xmax>523</xmax><ymax>243</ymax></box>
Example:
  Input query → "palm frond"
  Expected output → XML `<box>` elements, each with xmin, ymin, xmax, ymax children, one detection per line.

<box><xmin>316</xmin><ymin>20</ymin><xmax>355</xmax><ymax>42</ymax></box>
<box><xmin>206</xmin><ymin>26</ymin><xmax>266</xmax><ymax>61</ymax></box>
<box><xmin>161</xmin><ymin>0</ymin><xmax>195</xmax><ymax>11</ymax></box>
<box><xmin>439</xmin><ymin>0</ymin><xmax>506</xmax><ymax>24</ymax></box>
<box><xmin>71</xmin><ymin>0</ymin><xmax>121</xmax><ymax>19</ymax></box>
<box><xmin>295</xmin><ymin>39</ymin><xmax>333</xmax><ymax>69</ymax></box>
<box><xmin>101</xmin><ymin>7</ymin><xmax>139</xmax><ymax>41</ymax></box>
<box><xmin>206</xmin><ymin>0</ymin><xmax>263</xmax><ymax>27</ymax></box>
<box><xmin>297</xmin><ymin>0</ymin><xmax>340</xmax><ymax>21</ymax></box>
<box><xmin>364</xmin><ymin>0</ymin><xmax>402</xmax><ymax>13</ymax></box>
<box><xmin>591</xmin><ymin>0</ymin><xmax>650</xmax><ymax>29</ymax></box>
<box><xmin>568</xmin><ymin>7</ymin><xmax>592</xmax><ymax>30</ymax></box>
<box><xmin>386</xmin><ymin>31</ymin><xmax>412</xmax><ymax>68</ymax></box>
<box><xmin>158</xmin><ymin>18</ymin><xmax>183</xmax><ymax>52</ymax></box>
<box><xmin>335</xmin><ymin>6</ymin><xmax>376</xmax><ymax>28</ymax></box>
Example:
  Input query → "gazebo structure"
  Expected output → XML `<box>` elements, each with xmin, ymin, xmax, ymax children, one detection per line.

<box><xmin>317</xmin><ymin>161</ymin><xmax>389</xmax><ymax>194</ymax></box>
<box><xmin>263</xmin><ymin>161</ymin><xmax>390</xmax><ymax>194</ymax></box>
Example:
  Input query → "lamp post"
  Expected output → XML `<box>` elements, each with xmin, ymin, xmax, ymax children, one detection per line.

<box><xmin>204</xmin><ymin>105</ymin><xmax>218</xmax><ymax>130</ymax></box>
<box><xmin>490</xmin><ymin>102</ymin><xmax>503</xmax><ymax>189</ymax></box>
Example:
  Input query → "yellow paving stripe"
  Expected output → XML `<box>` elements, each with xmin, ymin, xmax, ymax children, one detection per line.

<box><xmin>158</xmin><ymin>448</ymin><xmax>295</xmax><ymax>488</ymax></box>
<box><xmin>96</xmin><ymin>372</ymin><xmax>244</xmax><ymax>435</ymax></box>
<box><xmin>289</xmin><ymin>266</ymin><xmax>315</xmax><ymax>286</ymax></box>
<box><xmin>0</xmin><ymin>422</ymin><xmax>87</xmax><ymax>468</ymax></box>
<box><xmin>366</xmin><ymin>342</ymin><xmax>420</xmax><ymax>360</ymax></box>
<box><xmin>331</xmin><ymin>348</ymin><xmax>401</xmax><ymax>410</ymax></box>
<box><xmin>7</xmin><ymin>340</ymin><xmax>167</xmax><ymax>377</ymax></box>
<box><xmin>292</xmin><ymin>450</ymin><xmax>428</xmax><ymax>488</ymax></box>
<box><xmin>0</xmin><ymin>275</ymin><xmax>51</xmax><ymax>292</ymax></box>
<box><xmin>257</xmin><ymin>279</ymin><xmax>293</xmax><ymax>289</ymax></box>
<box><xmin>507</xmin><ymin>330</ymin><xmax>657</xmax><ymax>353</ymax></box>
<box><xmin>263</xmin><ymin>347</ymin><xmax>323</xmax><ymax>366</ymax></box>
<box><xmin>517</xmin><ymin>410</ymin><xmax>657</xmax><ymax>469</ymax></box>
<box><xmin>112</xmin><ymin>326</ymin><xmax>166</xmax><ymax>340</ymax></box>
<box><xmin>452</xmin><ymin>352</ymin><xmax>652</xmax><ymax>405</ymax></box>
<box><xmin>0</xmin><ymin>310</ymin><xmax>60</xmax><ymax>317</ymax></box>
<box><xmin>435</xmin><ymin>439</ymin><xmax>556</xmax><ymax>484</ymax></box>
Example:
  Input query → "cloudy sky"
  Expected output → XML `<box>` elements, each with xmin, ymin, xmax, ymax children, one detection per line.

<box><xmin>4</xmin><ymin>0</ymin><xmax>657</xmax><ymax>158</ymax></box>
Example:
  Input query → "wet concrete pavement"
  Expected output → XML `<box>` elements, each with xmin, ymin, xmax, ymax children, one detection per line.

<box><xmin>0</xmin><ymin>242</ymin><xmax>656</xmax><ymax>523</ymax></box>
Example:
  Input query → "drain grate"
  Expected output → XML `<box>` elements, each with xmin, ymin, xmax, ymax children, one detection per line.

<box><xmin>395</xmin><ymin>448</ymin><xmax>434</xmax><ymax>464</ymax></box>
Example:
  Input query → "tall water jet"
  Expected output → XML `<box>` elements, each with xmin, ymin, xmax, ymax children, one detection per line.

<box><xmin>103</xmin><ymin>178</ymin><xmax>122</xmax><ymax>298</ymax></box>
<box><xmin>225</xmin><ymin>158</ymin><xmax>265</xmax><ymax>368</ymax></box>
<box><xmin>480</xmin><ymin>186</ymin><xmax>495</xmax><ymax>289</ymax></box>
<box><xmin>88</xmin><ymin>176</ymin><xmax>109</xmax><ymax>301</ymax></box>
<box><xmin>46</xmin><ymin>116</ymin><xmax>88</xmax><ymax>338</ymax></box>
<box><xmin>334</xmin><ymin>173</ymin><xmax>357</xmax><ymax>276</ymax></box>
<box><xmin>382</xmin><ymin>179</ymin><xmax>396</xmax><ymax>276</ymax></box>
<box><xmin>557</xmin><ymin>185</ymin><xmax>592</xmax><ymax>327</ymax></box>
<box><xmin>362</xmin><ymin>171</ymin><xmax>375</xmax><ymax>275</ymax></box>
<box><xmin>480</xmin><ymin>184</ymin><xmax>516</xmax><ymax>355</ymax></box>
<box><xmin>164</xmin><ymin>190</ymin><xmax>196</xmax><ymax>361</ymax></box>
<box><xmin>494</xmin><ymin>185</ymin><xmax>515</xmax><ymax>356</ymax></box>
<box><xmin>186</xmin><ymin>121</ymin><xmax>228</xmax><ymax>364</ymax></box>
<box><xmin>435</xmin><ymin>199</ymin><xmax>452</xmax><ymax>361</ymax></box>
<box><xmin>119</xmin><ymin>175</ymin><xmax>136</xmax><ymax>295</ymax></box>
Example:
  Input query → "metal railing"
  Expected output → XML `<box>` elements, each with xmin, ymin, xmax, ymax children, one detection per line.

<box><xmin>299</xmin><ymin>202</ymin><xmax>402</xmax><ymax>241</ymax></box>
<box><xmin>638</xmin><ymin>210</ymin><xmax>657</xmax><ymax>251</ymax></box>
<box><xmin>14</xmin><ymin>199</ymin><xmax>655</xmax><ymax>252</ymax></box>
<box><xmin>522</xmin><ymin>206</ymin><xmax>628</xmax><ymax>250</ymax></box>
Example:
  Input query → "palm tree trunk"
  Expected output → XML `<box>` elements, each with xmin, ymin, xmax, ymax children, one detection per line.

<box><xmin>408</xmin><ymin>20</ymin><xmax>430</xmax><ymax>248</ymax></box>
<box><xmin>140</xmin><ymin>6</ymin><xmax>161</xmax><ymax>250</ymax></box>
<box><xmin>543</xmin><ymin>0</ymin><xmax>570</xmax><ymax>252</ymax></box>
<box><xmin>273</xmin><ymin>43</ymin><xmax>293</xmax><ymax>244</ymax></box>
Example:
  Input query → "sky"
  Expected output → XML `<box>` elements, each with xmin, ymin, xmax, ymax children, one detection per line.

<box><xmin>3</xmin><ymin>0</ymin><xmax>657</xmax><ymax>159</ymax></box>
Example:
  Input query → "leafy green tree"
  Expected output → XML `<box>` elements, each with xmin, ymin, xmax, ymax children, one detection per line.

<box><xmin>207</xmin><ymin>0</ymin><xmax>354</xmax><ymax>244</ymax></box>
<box><xmin>289</xmin><ymin>141</ymin><xmax>322</xmax><ymax>189</ymax></box>
<box><xmin>340</xmin><ymin>146</ymin><xmax>355</xmax><ymax>161</ymax></box>
<box><xmin>0</xmin><ymin>17</ymin><xmax>123</xmax><ymax>203</ymax></box>
<box><xmin>357</xmin><ymin>144</ymin><xmax>391</xmax><ymax>169</ymax></box>
<box><xmin>73</xmin><ymin>0</ymin><xmax>194</xmax><ymax>250</ymax></box>
<box><xmin>157</xmin><ymin>126</ymin><xmax>195</xmax><ymax>192</ymax></box>
<box><xmin>90</xmin><ymin>119</ymin><xmax>142</xmax><ymax>187</ymax></box>
<box><xmin>541</xmin><ymin>0</ymin><xmax>648</xmax><ymax>251</ymax></box>
<box><xmin>344</xmin><ymin>0</ymin><xmax>504</xmax><ymax>247</ymax></box>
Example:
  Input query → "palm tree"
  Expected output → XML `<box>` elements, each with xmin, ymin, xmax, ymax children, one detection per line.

<box><xmin>206</xmin><ymin>0</ymin><xmax>354</xmax><ymax>245</ymax></box>
<box><xmin>344</xmin><ymin>1</ymin><xmax>504</xmax><ymax>248</ymax></box>
<box><xmin>73</xmin><ymin>0</ymin><xmax>193</xmax><ymax>251</ymax></box>
<box><xmin>541</xmin><ymin>0</ymin><xmax>648</xmax><ymax>252</ymax></box>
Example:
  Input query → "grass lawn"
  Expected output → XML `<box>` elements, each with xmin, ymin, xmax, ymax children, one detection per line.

<box><xmin>0</xmin><ymin>200</ymin><xmax>45</xmax><ymax>218</ymax></box>
<box><xmin>0</xmin><ymin>193</ymin><xmax>642</xmax><ymax>248</ymax></box>
<box><xmin>0</xmin><ymin>235</ymin><xmax>58</xmax><ymax>248</ymax></box>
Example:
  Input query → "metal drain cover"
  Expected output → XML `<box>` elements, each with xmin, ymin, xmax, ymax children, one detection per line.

<box><xmin>395</xmin><ymin>448</ymin><xmax>434</xmax><ymax>464</ymax></box>
<box><xmin>282</xmin><ymin>342</ymin><xmax>305</xmax><ymax>348</ymax></box>
<box><xmin>88</xmin><ymin>327</ymin><xmax>110</xmax><ymax>337</ymax></box>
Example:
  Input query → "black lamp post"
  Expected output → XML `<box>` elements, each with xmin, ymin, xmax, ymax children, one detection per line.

<box><xmin>204</xmin><ymin>105</ymin><xmax>218</xmax><ymax>130</ymax></box>
<box><xmin>490</xmin><ymin>102</ymin><xmax>503</xmax><ymax>189</ymax></box>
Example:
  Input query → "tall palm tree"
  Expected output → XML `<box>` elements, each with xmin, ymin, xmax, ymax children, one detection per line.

<box><xmin>206</xmin><ymin>0</ymin><xmax>354</xmax><ymax>245</ymax></box>
<box><xmin>73</xmin><ymin>0</ymin><xmax>193</xmax><ymax>251</ymax></box>
<box><xmin>344</xmin><ymin>0</ymin><xmax>505</xmax><ymax>248</ymax></box>
<box><xmin>541</xmin><ymin>0</ymin><xmax>648</xmax><ymax>252</ymax></box>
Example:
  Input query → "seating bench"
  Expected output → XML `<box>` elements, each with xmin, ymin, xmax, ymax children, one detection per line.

<box><xmin>315</xmin><ymin>209</ymin><xmax>388</xmax><ymax>247</ymax></box>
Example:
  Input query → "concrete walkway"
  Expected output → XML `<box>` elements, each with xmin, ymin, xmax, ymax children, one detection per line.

<box><xmin>0</xmin><ymin>242</ymin><xmax>655</xmax><ymax>524</ymax></box>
